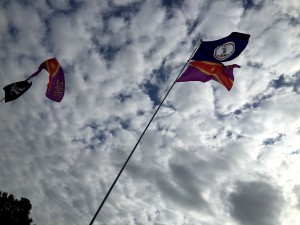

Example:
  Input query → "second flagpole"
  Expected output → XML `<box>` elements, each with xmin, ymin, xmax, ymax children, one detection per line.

<box><xmin>89</xmin><ymin>39</ymin><xmax>203</xmax><ymax>225</ymax></box>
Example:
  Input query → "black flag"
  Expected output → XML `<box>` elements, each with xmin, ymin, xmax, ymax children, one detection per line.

<box><xmin>3</xmin><ymin>80</ymin><xmax>32</xmax><ymax>103</ymax></box>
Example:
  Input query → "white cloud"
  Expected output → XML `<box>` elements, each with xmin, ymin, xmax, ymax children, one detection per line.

<box><xmin>229</xmin><ymin>181</ymin><xmax>284</xmax><ymax>225</ymax></box>
<box><xmin>48</xmin><ymin>0</ymin><xmax>71</xmax><ymax>10</ymax></box>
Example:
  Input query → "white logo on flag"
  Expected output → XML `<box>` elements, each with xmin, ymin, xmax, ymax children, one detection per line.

<box><xmin>214</xmin><ymin>42</ymin><xmax>235</xmax><ymax>61</ymax></box>
<box><xmin>10</xmin><ymin>84</ymin><xmax>26</xmax><ymax>96</ymax></box>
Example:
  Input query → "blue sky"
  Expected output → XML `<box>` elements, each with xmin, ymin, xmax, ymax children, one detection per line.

<box><xmin>0</xmin><ymin>0</ymin><xmax>300</xmax><ymax>225</ymax></box>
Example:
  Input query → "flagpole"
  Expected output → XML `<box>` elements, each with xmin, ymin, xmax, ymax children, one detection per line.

<box><xmin>89</xmin><ymin>39</ymin><xmax>203</xmax><ymax>225</ymax></box>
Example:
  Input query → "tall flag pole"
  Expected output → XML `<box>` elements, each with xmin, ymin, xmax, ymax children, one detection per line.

<box><xmin>88</xmin><ymin>39</ymin><xmax>203</xmax><ymax>225</ymax></box>
<box><xmin>89</xmin><ymin>31</ymin><xmax>250</xmax><ymax>224</ymax></box>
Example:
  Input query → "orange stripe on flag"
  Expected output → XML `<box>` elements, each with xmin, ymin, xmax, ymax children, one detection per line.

<box><xmin>45</xmin><ymin>58</ymin><xmax>61</xmax><ymax>90</ymax></box>
<box><xmin>189</xmin><ymin>61</ymin><xmax>233</xmax><ymax>90</ymax></box>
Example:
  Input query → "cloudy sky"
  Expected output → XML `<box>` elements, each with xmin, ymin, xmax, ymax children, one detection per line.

<box><xmin>0</xmin><ymin>0</ymin><xmax>300</xmax><ymax>224</ymax></box>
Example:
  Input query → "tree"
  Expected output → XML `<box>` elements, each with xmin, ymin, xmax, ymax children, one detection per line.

<box><xmin>0</xmin><ymin>190</ymin><xmax>34</xmax><ymax>225</ymax></box>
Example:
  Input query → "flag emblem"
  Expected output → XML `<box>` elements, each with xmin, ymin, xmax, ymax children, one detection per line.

<box><xmin>214</xmin><ymin>42</ymin><xmax>235</xmax><ymax>61</ymax></box>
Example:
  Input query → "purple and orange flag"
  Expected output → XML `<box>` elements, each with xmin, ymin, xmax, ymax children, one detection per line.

<box><xmin>2</xmin><ymin>58</ymin><xmax>65</xmax><ymax>103</ymax></box>
<box><xmin>177</xmin><ymin>32</ymin><xmax>250</xmax><ymax>91</ymax></box>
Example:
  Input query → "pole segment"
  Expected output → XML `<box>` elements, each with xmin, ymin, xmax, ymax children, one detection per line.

<box><xmin>89</xmin><ymin>39</ymin><xmax>203</xmax><ymax>225</ymax></box>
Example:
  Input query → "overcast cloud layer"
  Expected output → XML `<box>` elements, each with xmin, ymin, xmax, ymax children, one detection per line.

<box><xmin>0</xmin><ymin>0</ymin><xmax>300</xmax><ymax>225</ymax></box>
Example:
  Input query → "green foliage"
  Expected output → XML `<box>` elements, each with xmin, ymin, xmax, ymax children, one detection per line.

<box><xmin>0</xmin><ymin>190</ymin><xmax>34</xmax><ymax>225</ymax></box>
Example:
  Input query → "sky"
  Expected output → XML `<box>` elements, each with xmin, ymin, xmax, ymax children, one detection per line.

<box><xmin>0</xmin><ymin>0</ymin><xmax>300</xmax><ymax>224</ymax></box>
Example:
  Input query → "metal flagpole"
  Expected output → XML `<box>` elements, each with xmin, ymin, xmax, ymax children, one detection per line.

<box><xmin>89</xmin><ymin>39</ymin><xmax>203</xmax><ymax>225</ymax></box>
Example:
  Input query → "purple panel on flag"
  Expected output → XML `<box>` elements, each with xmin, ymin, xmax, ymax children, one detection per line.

<box><xmin>177</xmin><ymin>65</ymin><xmax>217</xmax><ymax>83</ymax></box>
<box><xmin>45</xmin><ymin>67</ymin><xmax>65</xmax><ymax>102</ymax></box>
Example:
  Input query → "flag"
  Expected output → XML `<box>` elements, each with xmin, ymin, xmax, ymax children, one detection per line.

<box><xmin>2</xmin><ymin>58</ymin><xmax>65</xmax><ymax>103</ymax></box>
<box><xmin>28</xmin><ymin>58</ymin><xmax>65</xmax><ymax>102</ymax></box>
<box><xmin>177</xmin><ymin>32</ymin><xmax>250</xmax><ymax>90</ymax></box>
<box><xmin>177</xmin><ymin>61</ymin><xmax>240</xmax><ymax>91</ymax></box>
<box><xmin>3</xmin><ymin>80</ymin><xmax>32</xmax><ymax>103</ymax></box>
<box><xmin>192</xmin><ymin>32</ymin><xmax>250</xmax><ymax>62</ymax></box>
